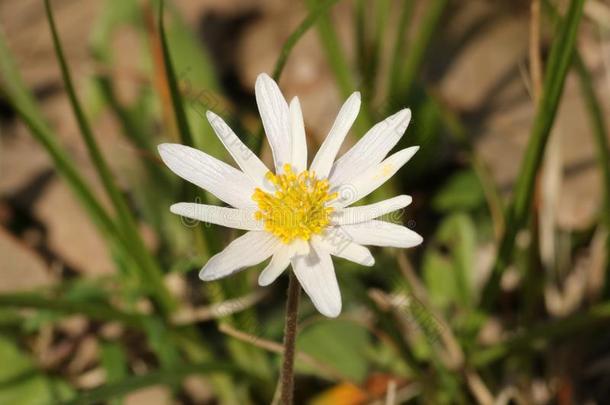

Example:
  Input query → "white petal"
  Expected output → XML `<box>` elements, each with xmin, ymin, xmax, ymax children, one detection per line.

<box><xmin>341</xmin><ymin>220</ymin><xmax>423</xmax><ymax>248</ymax></box>
<box><xmin>329</xmin><ymin>108</ymin><xmax>411</xmax><ymax>186</ymax></box>
<box><xmin>333</xmin><ymin>147</ymin><xmax>419</xmax><ymax>207</ymax></box>
<box><xmin>258</xmin><ymin>244</ymin><xmax>296</xmax><ymax>286</ymax></box>
<box><xmin>312</xmin><ymin>232</ymin><xmax>374</xmax><ymax>266</ymax></box>
<box><xmin>199</xmin><ymin>231</ymin><xmax>280</xmax><ymax>281</ymax></box>
<box><xmin>170</xmin><ymin>203</ymin><xmax>262</xmax><ymax>231</ymax></box>
<box><xmin>289</xmin><ymin>97</ymin><xmax>308</xmax><ymax>173</ymax></box>
<box><xmin>331</xmin><ymin>195</ymin><xmax>412</xmax><ymax>225</ymax></box>
<box><xmin>309</xmin><ymin>92</ymin><xmax>361</xmax><ymax>178</ymax></box>
<box><xmin>206</xmin><ymin>111</ymin><xmax>270</xmax><ymax>184</ymax></box>
<box><xmin>255</xmin><ymin>73</ymin><xmax>291</xmax><ymax>172</ymax></box>
<box><xmin>292</xmin><ymin>244</ymin><xmax>341</xmax><ymax>317</ymax></box>
<box><xmin>158</xmin><ymin>143</ymin><xmax>256</xmax><ymax>208</ymax></box>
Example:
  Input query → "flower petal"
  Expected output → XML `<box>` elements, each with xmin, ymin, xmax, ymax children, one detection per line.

<box><xmin>199</xmin><ymin>231</ymin><xmax>280</xmax><ymax>281</ymax></box>
<box><xmin>255</xmin><ymin>73</ymin><xmax>291</xmax><ymax>171</ymax></box>
<box><xmin>292</xmin><ymin>244</ymin><xmax>341</xmax><ymax>317</ymax></box>
<box><xmin>310</xmin><ymin>92</ymin><xmax>361</xmax><ymax>178</ymax></box>
<box><xmin>333</xmin><ymin>147</ymin><xmax>419</xmax><ymax>207</ymax></box>
<box><xmin>158</xmin><ymin>143</ymin><xmax>256</xmax><ymax>208</ymax></box>
<box><xmin>289</xmin><ymin>97</ymin><xmax>308</xmax><ymax>173</ymax></box>
<box><xmin>329</xmin><ymin>108</ymin><xmax>411</xmax><ymax>186</ymax></box>
<box><xmin>331</xmin><ymin>195</ymin><xmax>412</xmax><ymax>225</ymax></box>
<box><xmin>341</xmin><ymin>220</ymin><xmax>423</xmax><ymax>248</ymax></box>
<box><xmin>170</xmin><ymin>203</ymin><xmax>263</xmax><ymax>231</ymax></box>
<box><xmin>206</xmin><ymin>111</ymin><xmax>270</xmax><ymax>184</ymax></box>
<box><xmin>312</xmin><ymin>232</ymin><xmax>374</xmax><ymax>266</ymax></box>
<box><xmin>258</xmin><ymin>244</ymin><xmax>296</xmax><ymax>286</ymax></box>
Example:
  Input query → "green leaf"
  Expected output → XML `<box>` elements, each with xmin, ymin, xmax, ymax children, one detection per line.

<box><xmin>437</xmin><ymin>214</ymin><xmax>477</xmax><ymax>307</ymax></box>
<box><xmin>143</xmin><ymin>317</ymin><xmax>182</xmax><ymax>368</ymax></box>
<box><xmin>0</xmin><ymin>337</ymin><xmax>73</xmax><ymax>404</ymax></box>
<box><xmin>297</xmin><ymin>319</ymin><xmax>370</xmax><ymax>382</ymax></box>
<box><xmin>422</xmin><ymin>248</ymin><xmax>455</xmax><ymax>309</ymax></box>
<box><xmin>424</xmin><ymin>214</ymin><xmax>477</xmax><ymax>309</ymax></box>
<box><xmin>432</xmin><ymin>170</ymin><xmax>486</xmax><ymax>212</ymax></box>
<box><xmin>100</xmin><ymin>343</ymin><xmax>129</xmax><ymax>405</ymax></box>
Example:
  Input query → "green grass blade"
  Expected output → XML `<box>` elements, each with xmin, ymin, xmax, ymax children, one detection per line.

<box><xmin>353</xmin><ymin>0</ymin><xmax>389</xmax><ymax>107</ymax></box>
<box><xmin>157</xmin><ymin>0</ymin><xmax>223</xmax><ymax>255</ymax></box>
<box><xmin>387</xmin><ymin>0</ymin><xmax>416</xmax><ymax>105</ymax></box>
<box><xmin>473</xmin><ymin>301</ymin><xmax>610</xmax><ymax>366</ymax></box>
<box><xmin>0</xmin><ymin>32</ymin><xmax>119</xmax><ymax>244</ymax></box>
<box><xmin>61</xmin><ymin>363</ymin><xmax>239</xmax><ymax>405</ymax></box>
<box><xmin>302</xmin><ymin>0</ymin><xmax>352</xmax><ymax>97</ymax></box>
<box><xmin>100</xmin><ymin>343</ymin><xmax>129</xmax><ymax>405</ymax></box>
<box><xmin>391</xmin><ymin>0</ymin><xmax>448</xmax><ymax>106</ymax></box>
<box><xmin>251</xmin><ymin>0</ymin><xmax>344</xmax><ymax>155</ymax></box>
<box><xmin>44</xmin><ymin>0</ymin><xmax>174</xmax><ymax>314</ymax></box>
<box><xmin>0</xmin><ymin>293</ymin><xmax>146</xmax><ymax>329</ymax></box>
<box><xmin>372</xmin><ymin>0</ymin><xmax>391</xmax><ymax>76</ymax></box>
<box><xmin>272</xmin><ymin>0</ymin><xmax>340</xmax><ymax>80</ymax></box>
<box><xmin>572</xmin><ymin>48</ymin><xmax>610</xmax><ymax>281</ymax></box>
<box><xmin>430</xmin><ymin>92</ymin><xmax>505</xmax><ymax>236</ymax></box>
<box><xmin>575</xmin><ymin>54</ymin><xmax>610</xmax><ymax>262</ymax></box>
<box><xmin>158</xmin><ymin>0</ymin><xmax>194</xmax><ymax>147</ymax></box>
<box><xmin>481</xmin><ymin>0</ymin><xmax>586</xmax><ymax>308</ymax></box>
<box><xmin>306</xmin><ymin>0</ymin><xmax>373</xmax><ymax>132</ymax></box>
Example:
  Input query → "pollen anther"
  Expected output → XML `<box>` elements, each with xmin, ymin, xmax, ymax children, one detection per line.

<box><xmin>252</xmin><ymin>164</ymin><xmax>338</xmax><ymax>243</ymax></box>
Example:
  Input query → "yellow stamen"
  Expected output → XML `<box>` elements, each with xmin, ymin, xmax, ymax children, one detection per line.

<box><xmin>252</xmin><ymin>164</ymin><xmax>338</xmax><ymax>244</ymax></box>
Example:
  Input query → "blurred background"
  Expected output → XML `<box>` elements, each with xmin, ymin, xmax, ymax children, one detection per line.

<box><xmin>1</xmin><ymin>0</ymin><xmax>609</xmax><ymax>403</ymax></box>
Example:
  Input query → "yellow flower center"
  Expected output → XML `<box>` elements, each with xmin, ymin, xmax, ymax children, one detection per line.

<box><xmin>253</xmin><ymin>164</ymin><xmax>338</xmax><ymax>244</ymax></box>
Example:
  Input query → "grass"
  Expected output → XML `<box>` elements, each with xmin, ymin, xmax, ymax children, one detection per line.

<box><xmin>481</xmin><ymin>0</ymin><xmax>586</xmax><ymax>308</ymax></box>
<box><xmin>0</xmin><ymin>0</ymin><xmax>608</xmax><ymax>403</ymax></box>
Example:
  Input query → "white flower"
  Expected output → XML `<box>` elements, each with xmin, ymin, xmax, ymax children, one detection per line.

<box><xmin>159</xmin><ymin>73</ymin><xmax>422</xmax><ymax>318</ymax></box>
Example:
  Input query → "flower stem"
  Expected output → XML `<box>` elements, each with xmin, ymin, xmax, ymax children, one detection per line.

<box><xmin>280</xmin><ymin>272</ymin><xmax>301</xmax><ymax>405</ymax></box>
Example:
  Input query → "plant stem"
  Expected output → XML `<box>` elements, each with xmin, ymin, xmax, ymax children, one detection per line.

<box><xmin>280</xmin><ymin>272</ymin><xmax>301</xmax><ymax>405</ymax></box>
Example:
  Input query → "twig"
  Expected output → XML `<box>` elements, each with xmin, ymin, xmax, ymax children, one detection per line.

<box><xmin>385</xmin><ymin>379</ymin><xmax>396</xmax><ymax>405</ymax></box>
<box><xmin>367</xmin><ymin>382</ymin><xmax>421</xmax><ymax>405</ymax></box>
<box><xmin>218</xmin><ymin>322</ymin><xmax>348</xmax><ymax>382</ymax></box>
<box><xmin>171</xmin><ymin>290</ymin><xmax>266</xmax><ymax>325</ymax></box>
